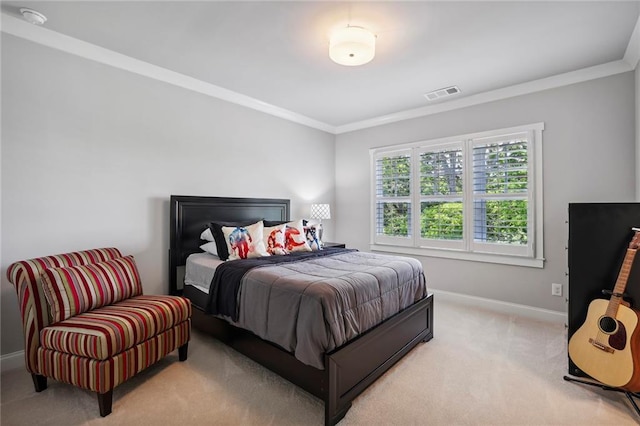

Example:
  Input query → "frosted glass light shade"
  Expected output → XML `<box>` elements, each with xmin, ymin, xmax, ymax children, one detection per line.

<box><xmin>329</xmin><ymin>26</ymin><xmax>375</xmax><ymax>66</ymax></box>
<box><xmin>20</xmin><ymin>8</ymin><xmax>47</xmax><ymax>25</ymax></box>
<box><xmin>310</xmin><ymin>204</ymin><xmax>331</xmax><ymax>220</ymax></box>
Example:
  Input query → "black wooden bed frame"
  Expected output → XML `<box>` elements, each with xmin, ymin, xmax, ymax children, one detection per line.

<box><xmin>169</xmin><ymin>195</ymin><xmax>434</xmax><ymax>425</ymax></box>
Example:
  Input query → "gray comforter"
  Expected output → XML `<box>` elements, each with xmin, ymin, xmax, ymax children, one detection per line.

<box><xmin>234</xmin><ymin>250</ymin><xmax>427</xmax><ymax>369</ymax></box>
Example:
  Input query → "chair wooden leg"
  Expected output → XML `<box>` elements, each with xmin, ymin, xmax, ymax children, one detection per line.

<box><xmin>97</xmin><ymin>390</ymin><xmax>113</xmax><ymax>417</ymax></box>
<box><xmin>31</xmin><ymin>374</ymin><xmax>47</xmax><ymax>392</ymax></box>
<box><xmin>178</xmin><ymin>342</ymin><xmax>189</xmax><ymax>361</ymax></box>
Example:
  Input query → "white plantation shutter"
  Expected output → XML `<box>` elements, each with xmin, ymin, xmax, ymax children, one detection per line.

<box><xmin>370</xmin><ymin>123</ymin><xmax>544</xmax><ymax>267</ymax></box>
<box><xmin>417</xmin><ymin>143</ymin><xmax>465</xmax><ymax>250</ymax></box>
<box><xmin>373</xmin><ymin>150</ymin><xmax>413</xmax><ymax>245</ymax></box>
<box><xmin>471</xmin><ymin>132</ymin><xmax>533</xmax><ymax>256</ymax></box>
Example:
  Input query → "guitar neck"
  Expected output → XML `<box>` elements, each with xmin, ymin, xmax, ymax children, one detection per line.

<box><xmin>606</xmin><ymin>247</ymin><xmax>638</xmax><ymax>317</ymax></box>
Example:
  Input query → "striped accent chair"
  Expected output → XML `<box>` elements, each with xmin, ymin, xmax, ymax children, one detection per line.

<box><xmin>7</xmin><ymin>248</ymin><xmax>191</xmax><ymax>417</ymax></box>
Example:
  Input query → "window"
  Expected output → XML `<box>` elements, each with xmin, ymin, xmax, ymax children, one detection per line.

<box><xmin>371</xmin><ymin>123</ymin><xmax>544</xmax><ymax>267</ymax></box>
<box><xmin>374</xmin><ymin>149</ymin><xmax>412</xmax><ymax>245</ymax></box>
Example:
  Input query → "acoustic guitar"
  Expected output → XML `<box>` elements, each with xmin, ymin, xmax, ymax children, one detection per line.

<box><xmin>568</xmin><ymin>228</ymin><xmax>640</xmax><ymax>391</ymax></box>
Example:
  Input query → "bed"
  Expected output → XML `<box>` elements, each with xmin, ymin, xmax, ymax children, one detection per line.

<box><xmin>169</xmin><ymin>195</ymin><xmax>434</xmax><ymax>425</ymax></box>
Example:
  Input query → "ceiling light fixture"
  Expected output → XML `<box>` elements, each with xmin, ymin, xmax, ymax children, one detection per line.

<box><xmin>329</xmin><ymin>26</ymin><xmax>376</xmax><ymax>66</ymax></box>
<box><xmin>20</xmin><ymin>8</ymin><xmax>47</xmax><ymax>25</ymax></box>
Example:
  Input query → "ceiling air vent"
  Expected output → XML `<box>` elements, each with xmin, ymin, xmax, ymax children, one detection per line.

<box><xmin>424</xmin><ymin>86</ymin><xmax>461</xmax><ymax>101</ymax></box>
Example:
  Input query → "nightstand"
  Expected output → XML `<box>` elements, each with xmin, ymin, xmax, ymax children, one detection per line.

<box><xmin>323</xmin><ymin>242</ymin><xmax>346</xmax><ymax>248</ymax></box>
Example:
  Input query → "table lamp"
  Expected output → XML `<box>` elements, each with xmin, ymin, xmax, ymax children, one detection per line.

<box><xmin>310</xmin><ymin>203</ymin><xmax>331</xmax><ymax>241</ymax></box>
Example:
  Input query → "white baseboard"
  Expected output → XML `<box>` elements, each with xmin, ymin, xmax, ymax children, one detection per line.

<box><xmin>0</xmin><ymin>292</ymin><xmax>564</xmax><ymax>372</ymax></box>
<box><xmin>1</xmin><ymin>350</ymin><xmax>25</xmax><ymax>373</ymax></box>
<box><xmin>431</xmin><ymin>289</ymin><xmax>567</xmax><ymax>324</ymax></box>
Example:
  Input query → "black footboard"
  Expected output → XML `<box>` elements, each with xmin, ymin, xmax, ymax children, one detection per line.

<box><xmin>324</xmin><ymin>293</ymin><xmax>433</xmax><ymax>425</ymax></box>
<box><xmin>190</xmin><ymin>293</ymin><xmax>434</xmax><ymax>425</ymax></box>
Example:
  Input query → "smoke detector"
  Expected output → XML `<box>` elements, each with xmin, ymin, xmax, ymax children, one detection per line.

<box><xmin>20</xmin><ymin>8</ymin><xmax>47</xmax><ymax>25</ymax></box>
<box><xmin>424</xmin><ymin>86</ymin><xmax>461</xmax><ymax>101</ymax></box>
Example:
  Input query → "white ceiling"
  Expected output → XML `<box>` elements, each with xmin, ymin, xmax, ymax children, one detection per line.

<box><xmin>2</xmin><ymin>1</ymin><xmax>639</xmax><ymax>131</ymax></box>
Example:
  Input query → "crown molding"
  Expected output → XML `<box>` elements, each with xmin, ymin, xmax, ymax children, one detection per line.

<box><xmin>0</xmin><ymin>13</ymin><xmax>336</xmax><ymax>134</ymax></box>
<box><xmin>2</xmin><ymin>12</ymin><xmax>636</xmax><ymax>137</ymax></box>
<box><xmin>623</xmin><ymin>15</ymin><xmax>640</xmax><ymax>69</ymax></box>
<box><xmin>335</xmin><ymin>60</ymin><xmax>634</xmax><ymax>134</ymax></box>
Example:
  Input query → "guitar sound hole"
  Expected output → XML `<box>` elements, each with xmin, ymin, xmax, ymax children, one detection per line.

<box><xmin>599</xmin><ymin>316</ymin><xmax>618</xmax><ymax>334</ymax></box>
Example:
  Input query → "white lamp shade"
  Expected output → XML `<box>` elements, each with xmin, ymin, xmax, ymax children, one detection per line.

<box><xmin>310</xmin><ymin>204</ymin><xmax>331</xmax><ymax>220</ymax></box>
<box><xmin>329</xmin><ymin>26</ymin><xmax>375</xmax><ymax>66</ymax></box>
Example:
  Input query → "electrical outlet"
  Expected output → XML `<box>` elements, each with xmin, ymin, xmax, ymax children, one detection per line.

<box><xmin>552</xmin><ymin>283</ymin><xmax>563</xmax><ymax>297</ymax></box>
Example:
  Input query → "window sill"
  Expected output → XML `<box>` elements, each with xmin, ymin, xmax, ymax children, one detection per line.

<box><xmin>370</xmin><ymin>244</ymin><xmax>545</xmax><ymax>268</ymax></box>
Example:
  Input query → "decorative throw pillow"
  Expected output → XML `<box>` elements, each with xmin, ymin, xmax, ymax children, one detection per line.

<box><xmin>222</xmin><ymin>221</ymin><xmax>270</xmax><ymax>260</ymax></box>
<box><xmin>264</xmin><ymin>224</ymin><xmax>289</xmax><ymax>255</ymax></box>
<box><xmin>304</xmin><ymin>224</ymin><xmax>323</xmax><ymax>251</ymax></box>
<box><xmin>199</xmin><ymin>242</ymin><xmax>219</xmax><ymax>257</ymax></box>
<box><xmin>209</xmin><ymin>219</ymin><xmax>261</xmax><ymax>261</ymax></box>
<box><xmin>41</xmin><ymin>255</ymin><xmax>143</xmax><ymax>323</ymax></box>
<box><xmin>284</xmin><ymin>220</ymin><xmax>312</xmax><ymax>253</ymax></box>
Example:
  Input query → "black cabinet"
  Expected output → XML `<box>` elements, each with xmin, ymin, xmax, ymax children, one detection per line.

<box><xmin>567</xmin><ymin>202</ymin><xmax>640</xmax><ymax>376</ymax></box>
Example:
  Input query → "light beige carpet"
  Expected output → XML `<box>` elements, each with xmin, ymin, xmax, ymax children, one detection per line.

<box><xmin>1</xmin><ymin>298</ymin><xmax>636</xmax><ymax>425</ymax></box>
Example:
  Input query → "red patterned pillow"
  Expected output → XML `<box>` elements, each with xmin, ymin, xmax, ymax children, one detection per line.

<box><xmin>41</xmin><ymin>255</ymin><xmax>143</xmax><ymax>323</ymax></box>
<box><xmin>264</xmin><ymin>223</ymin><xmax>289</xmax><ymax>255</ymax></box>
<box><xmin>284</xmin><ymin>220</ymin><xmax>312</xmax><ymax>253</ymax></box>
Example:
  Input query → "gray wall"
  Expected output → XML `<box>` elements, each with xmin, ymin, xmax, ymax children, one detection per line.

<box><xmin>2</xmin><ymin>32</ymin><xmax>636</xmax><ymax>358</ymax></box>
<box><xmin>335</xmin><ymin>72</ymin><xmax>636</xmax><ymax>313</ymax></box>
<box><xmin>1</xmin><ymin>35</ymin><xmax>335</xmax><ymax>355</ymax></box>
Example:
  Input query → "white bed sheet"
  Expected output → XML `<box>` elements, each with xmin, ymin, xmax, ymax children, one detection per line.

<box><xmin>184</xmin><ymin>252</ymin><xmax>224</xmax><ymax>294</ymax></box>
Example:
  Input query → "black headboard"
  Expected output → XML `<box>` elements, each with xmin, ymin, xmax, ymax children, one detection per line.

<box><xmin>169</xmin><ymin>195</ymin><xmax>290</xmax><ymax>295</ymax></box>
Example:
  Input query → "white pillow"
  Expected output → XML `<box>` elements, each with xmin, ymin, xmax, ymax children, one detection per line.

<box><xmin>304</xmin><ymin>223</ymin><xmax>323</xmax><ymax>251</ymax></box>
<box><xmin>200</xmin><ymin>228</ymin><xmax>214</xmax><ymax>242</ymax></box>
<box><xmin>222</xmin><ymin>220</ymin><xmax>269</xmax><ymax>260</ymax></box>
<box><xmin>264</xmin><ymin>224</ymin><xmax>289</xmax><ymax>255</ymax></box>
<box><xmin>284</xmin><ymin>220</ymin><xmax>312</xmax><ymax>253</ymax></box>
<box><xmin>199</xmin><ymin>242</ymin><xmax>219</xmax><ymax>257</ymax></box>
